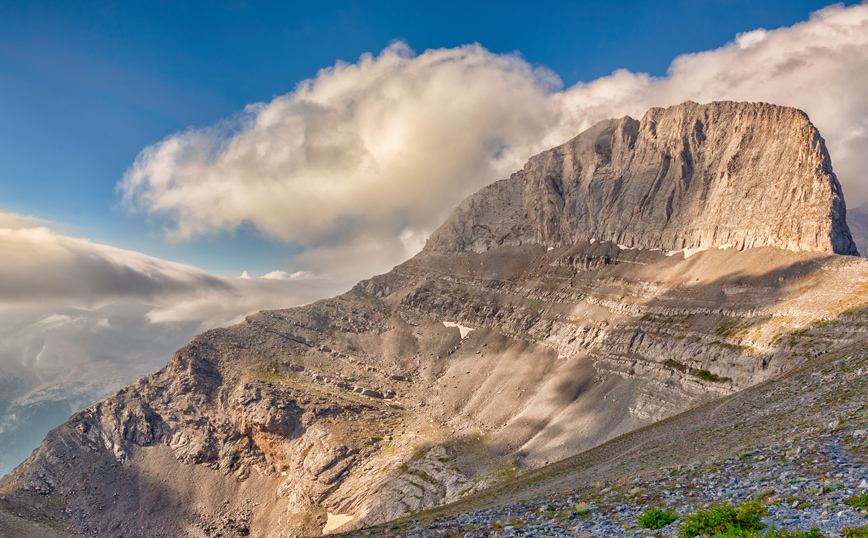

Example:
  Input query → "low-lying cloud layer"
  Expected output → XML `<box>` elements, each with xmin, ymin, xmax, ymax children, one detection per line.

<box><xmin>0</xmin><ymin>211</ymin><xmax>351</xmax><ymax>327</ymax></box>
<box><xmin>0</xmin><ymin>213</ymin><xmax>355</xmax><ymax>476</ymax></box>
<box><xmin>120</xmin><ymin>3</ymin><xmax>868</xmax><ymax>281</ymax></box>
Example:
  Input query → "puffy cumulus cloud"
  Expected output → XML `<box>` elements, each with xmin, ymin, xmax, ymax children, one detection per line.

<box><xmin>0</xmin><ymin>214</ymin><xmax>350</xmax><ymax>328</ymax></box>
<box><xmin>120</xmin><ymin>42</ymin><xmax>561</xmax><ymax>247</ymax></box>
<box><xmin>121</xmin><ymin>3</ymin><xmax>868</xmax><ymax>282</ymax></box>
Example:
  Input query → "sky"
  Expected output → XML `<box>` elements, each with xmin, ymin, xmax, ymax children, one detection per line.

<box><xmin>0</xmin><ymin>0</ymin><xmax>867</xmax><ymax>326</ymax></box>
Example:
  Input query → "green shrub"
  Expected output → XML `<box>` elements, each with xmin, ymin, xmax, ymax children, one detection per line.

<box><xmin>842</xmin><ymin>527</ymin><xmax>868</xmax><ymax>538</ymax></box>
<box><xmin>638</xmin><ymin>507</ymin><xmax>678</xmax><ymax>529</ymax></box>
<box><xmin>693</xmin><ymin>369</ymin><xmax>733</xmax><ymax>383</ymax></box>
<box><xmin>664</xmin><ymin>359</ymin><xmax>688</xmax><ymax>371</ymax></box>
<box><xmin>762</xmin><ymin>528</ymin><xmax>823</xmax><ymax>538</ymax></box>
<box><xmin>687</xmin><ymin>526</ymin><xmax>822</xmax><ymax>538</ymax></box>
<box><xmin>573</xmin><ymin>502</ymin><xmax>590</xmax><ymax>515</ymax></box>
<box><xmin>844</xmin><ymin>493</ymin><xmax>868</xmax><ymax>509</ymax></box>
<box><xmin>679</xmin><ymin>501</ymin><xmax>767</xmax><ymax>538</ymax></box>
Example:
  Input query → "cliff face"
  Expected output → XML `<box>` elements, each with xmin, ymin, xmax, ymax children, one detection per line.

<box><xmin>4</xmin><ymin>102</ymin><xmax>867</xmax><ymax>538</ymax></box>
<box><xmin>427</xmin><ymin>101</ymin><xmax>857</xmax><ymax>256</ymax></box>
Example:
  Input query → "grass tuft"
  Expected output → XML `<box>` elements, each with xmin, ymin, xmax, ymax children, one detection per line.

<box><xmin>679</xmin><ymin>501</ymin><xmax>766</xmax><ymax>538</ymax></box>
<box><xmin>637</xmin><ymin>507</ymin><xmax>678</xmax><ymax>529</ymax></box>
<box><xmin>844</xmin><ymin>493</ymin><xmax>868</xmax><ymax>510</ymax></box>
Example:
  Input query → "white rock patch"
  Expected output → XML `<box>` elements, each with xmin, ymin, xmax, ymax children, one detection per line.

<box><xmin>323</xmin><ymin>513</ymin><xmax>354</xmax><ymax>535</ymax></box>
<box><xmin>666</xmin><ymin>247</ymin><xmax>707</xmax><ymax>259</ymax></box>
<box><xmin>443</xmin><ymin>321</ymin><xmax>474</xmax><ymax>338</ymax></box>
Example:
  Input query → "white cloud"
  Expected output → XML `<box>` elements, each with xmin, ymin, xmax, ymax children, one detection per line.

<box><xmin>120</xmin><ymin>3</ymin><xmax>868</xmax><ymax>282</ymax></box>
<box><xmin>120</xmin><ymin>42</ymin><xmax>560</xmax><ymax>247</ymax></box>
<box><xmin>261</xmin><ymin>270</ymin><xmax>314</xmax><ymax>280</ymax></box>
<box><xmin>0</xmin><ymin>215</ymin><xmax>350</xmax><ymax>328</ymax></box>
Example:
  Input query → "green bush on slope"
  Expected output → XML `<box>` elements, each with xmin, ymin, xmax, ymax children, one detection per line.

<box><xmin>638</xmin><ymin>507</ymin><xmax>678</xmax><ymax>529</ymax></box>
<box><xmin>679</xmin><ymin>501</ymin><xmax>766</xmax><ymax>538</ymax></box>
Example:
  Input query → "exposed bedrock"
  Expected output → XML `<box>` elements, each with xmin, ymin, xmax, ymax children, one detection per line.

<box><xmin>4</xmin><ymin>101</ymin><xmax>867</xmax><ymax>537</ymax></box>
<box><xmin>427</xmin><ymin>101</ymin><xmax>857</xmax><ymax>256</ymax></box>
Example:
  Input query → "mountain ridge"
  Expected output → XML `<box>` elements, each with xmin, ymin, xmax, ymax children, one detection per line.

<box><xmin>2</xmin><ymin>101</ymin><xmax>867</xmax><ymax>538</ymax></box>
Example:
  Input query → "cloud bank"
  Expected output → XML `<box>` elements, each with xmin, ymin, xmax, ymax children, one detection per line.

<box><xmin>120</xmin><ymin>3</ymin><xmax>868</xmax><ymax>282</ymax></box>
<box><xmin>0</xmin><ymin>213</ymin><xmax>353</xmax><ymax>476</ymax></box>
<box><xmin>0</xmin><ymin>211</ymin><xmax>350</xmax><ymax>327</ymax></box>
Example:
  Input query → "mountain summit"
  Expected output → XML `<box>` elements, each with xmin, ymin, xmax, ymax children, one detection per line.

<box><xmin>429</xmin><ymin>101</ymin><xmax>857</xmax><ymax>256</ymax></box>
<box><xmin>2</xmin><ymin>101</ymin><xmax>866</xmax><ymax>538</ymax></box>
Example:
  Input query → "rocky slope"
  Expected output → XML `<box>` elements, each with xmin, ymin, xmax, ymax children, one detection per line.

<box><xmin>343</xmin><ymin>335</ymin><xmax>868</xmax><ymax>538</ymax></box>
<box><xmin>2</xmin><ymin>101</ymin><xmax>866</xmax><ymax>538</ymax></box>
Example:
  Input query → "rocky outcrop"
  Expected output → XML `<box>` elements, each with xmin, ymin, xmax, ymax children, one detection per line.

<box><xmin>427</xmin><ymin>101</ymin><xmax>857</xmax><ymax>256</ymax></box>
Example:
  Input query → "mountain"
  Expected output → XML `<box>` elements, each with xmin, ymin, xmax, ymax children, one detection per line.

<box><xmin>428</xmin><ymin>100</ymin><xmax>855</xmax><ymax>256</ymax></box>
<box><xmin>2</xmin><ymin>101</ymin><xmax>866</xmax><ymax>538</ymax></box>
<box><xmin>847</xmin><ymin>202</ymin><xmax>868</xmax><ymax>259</ymax></box>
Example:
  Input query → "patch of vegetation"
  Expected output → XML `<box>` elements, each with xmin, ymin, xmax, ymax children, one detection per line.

<box><xmin>638</xmin><ymin>507</ymin><xmax>678</xmax><ymax>529</ymax></box>
<box><xmin>717</xmin><ymin>316</ymin><xmax>748</xmax><ymax>338</ymax></box>
<box><xmin>821</xmin><ymin>479</ymin><xmax>843</xmax><ymax>492</ymax></box>
<box><xmin>761</xmin><ymin>528</ymin><xmax>824</xmax><ymax>538</ymax></box>
<box><xmin>0</xmin><ymin>472</ymin><xmax>18</xmax><ymax>495</ymax></box>
<box><xmin>844</xmin><ymin>493</ymin><xmax>868</xmax><ymax>510</ymax></box>
<box><xmin>679</xmin><ymin>501</ymin><xmax>766</xmax><ymax>538</ymax></box>
<box><xmin>719</xmin><ymin>342</ymin><xmax>752</xmax><ymax>353</ymax></box>
<box><xmin>752</xmin><ymin>487</ymin><xmax>775</xmax><ymax>500</ymax></box>
<box><xmin>843</xmin><ymin>527</ymin><xmax>868</xmax><ymax>538</ymax></box>
<box><xmin>692</xmin><ymin>369</ymin><xmax>733</xmax><ymax>383</ymax></box>
<box><xmin>711</xmin><ymin>528</ymin><xmax>823</xmax><ymax>537</ymax></box>
<box><xmin>665</xmin><ymin>359</ymin><xmax>688</xmax><ymax>371</ymax></box>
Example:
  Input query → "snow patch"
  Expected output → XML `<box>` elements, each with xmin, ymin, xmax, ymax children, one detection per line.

<box><xmin>443</xmin><ymin>321</ymin><xmax>474</xmax><ymax>338</ymax></box>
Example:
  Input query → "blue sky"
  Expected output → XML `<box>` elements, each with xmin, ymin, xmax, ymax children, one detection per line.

<box><xmin>0</xmin><ymin>0</ymin><xmax>863</xmax><ymax>277</ymax></box>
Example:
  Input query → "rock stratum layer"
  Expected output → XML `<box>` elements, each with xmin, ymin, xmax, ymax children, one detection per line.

<box><xmin>428</xmin><ymin>101</ymin><xmax>857</xmax><ymax>256</ymax></box>
<box><xmin>3</xmin><ymin>101</ymin><xmax>867</xmax><ymax>538</ymax></box>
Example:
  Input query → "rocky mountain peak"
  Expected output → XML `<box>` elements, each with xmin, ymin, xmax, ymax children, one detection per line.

<box><xmin>426</xmin><ymin>100</ymin><xmax>858</xmax><ymax>256</ymax></box>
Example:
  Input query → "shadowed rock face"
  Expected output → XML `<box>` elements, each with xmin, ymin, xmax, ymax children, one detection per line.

<box><xmin>3</xmin><ymin>102</ymin><xmax>867</xmax><ymax>538</ymax></box>
<box><xmin>427</xmin><ymin>101</ymin><xmax>857</xmax><ymax>256</ymax></box>
<box><xmin>847</xmin><ymin>203</ymin><xmax>868</xmax><ymax>259</ymax></box>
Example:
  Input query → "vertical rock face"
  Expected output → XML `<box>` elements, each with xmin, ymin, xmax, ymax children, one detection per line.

<box><xmin>427</xmin><ymin>101</ymin><xmax>858</xmax><ymax>256</ymax></box>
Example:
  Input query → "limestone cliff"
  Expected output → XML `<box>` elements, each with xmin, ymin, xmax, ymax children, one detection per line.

<box><xmin>427</xmin><ymin>101</ymin><xmax>857</xmax><ymax>256</ymax></box>
<box><xmin>3</xmin><ymin>101</ymin><xmax>867</xmax><ymax>538</ymax></box>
